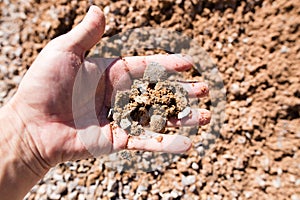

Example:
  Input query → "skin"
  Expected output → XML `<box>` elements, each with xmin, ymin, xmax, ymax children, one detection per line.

<box><xmin>0</xmin><ymin>6</ymin><xmax>210</xmax><ymax>200</ymax></box>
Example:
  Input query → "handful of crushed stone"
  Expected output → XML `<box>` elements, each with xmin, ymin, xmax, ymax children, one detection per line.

<box><xmin>110</xmin><ymin>62</ymin><xmax>190</xmax><ymax>135</ymax></box>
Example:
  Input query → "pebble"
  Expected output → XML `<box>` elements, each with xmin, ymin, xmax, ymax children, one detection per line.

<box><xmin>123</xmin><ymin>185</ymin><xmax>130</xmax><ymax>195</ymax></box>
<box><xmin>237</xmin><ymin>136</ymin><xmax>246</xmax><ymax>144</ymax></box>
<box><xmin>103</xmin><ymin>6</ymin><xmax>110</xmax><ymax>15</ymax></box>
<box><xmin>136</xmin><ymin>81</ymin><xmax>148</xmax><ymax>94</ymax></box>
<box><xmin>55</xmin><ymin>182</ymin><xmax>67</xmax><ymax>194</ymax></box>
<box><xmin>280</xmin><ymin>45</ymin><xmax>289</xmax><ymax>53</ymax></box>
<box><xmin>170</xmin><ymin>190</ymin><xmax>180</xmax><ymax>198</ymax></box>
<box><xmin>149</xmin><ymin>115</ymin><xmax>166</xmax><ymax>133</ymax></box>
<box><xmin>242</xmin><ymin>37</ymin><xmax>249</xmax><ymax>43</ymax></box>
<box><xmin>120</xmin><ymin>118</ymin><xmax>131</xmax><ymax>129</ymax></box>
<box><xmin>256</xmin><ymin>176</ymin><xmax>266</xmax><ymax>188</ymax></box>
<box><xmin>134</xmin><ymin>95</ymin><xmax>148</xmax><ymax>104</ymax></box>
<box><xmin>181</xmin><ymin>175</ymin><xmax>196</xmax><ymax>186</ymax></box>
<box><xmin>244</xmin><ymin>191</ymin><xmax>253</xmax><ymax>198</ymax></box>
<box><xmin>260</xmin><ymin>156</ymin><xmax>270</xmax><ymax>171</ymax></box>
<box><xmin>231</xmin><ymin>83</ymin><xmax>240</xmax><ymax>95</ymax></box>
<box><xmin>49</xmin><ymin>193</ymin><xmax>61</xmax><ymax>200</ymax></box>
<box><xmin>191</xmin><ymin>162</ymin><xmax>199</xmax><ymax>170</ymax></box>
<box><xmin>178</xmin><ymin>107</ymin><xmax>191</xmax><ymax>119</ymax></box>
<box><xmin>272</xmin><ymin>177</ymin><xmax>281</xmax><ymax>188</ymax></box>
<box><xmin>143</xmin><ymin>62</ymin><xmax>167</xmax><ymax>83</ymax></box>
<box><xmin>136</xmin><ymin>185</ymin><xmax>148</xmax><ymax>194</ymax></box>
<box><xmin>291</xmin><ymin>194</ymin><xmax>300</xmax><ymax>200</ymax></box>
<box><xmin>68</xmin><ymin>191</ymin><xmax>78</xmax><ymax>200</ymax></box>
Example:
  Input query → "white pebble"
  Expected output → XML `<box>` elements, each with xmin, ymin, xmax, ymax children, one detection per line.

<box><xmin>280</xmin><ymin>46</ymin><xmax>289</xmax><ymax>53</ymax></box>
<box><xmin>244</xmin><ymin>191</ymin><xmax>253</xmax><ymax>198</ymax></box>
<box><xmin>104</xmin><ymin>6</ymin><xmax>110</xmax><ymax>15</ymax></box>
<box><xmin>178</xmin><ymin>107</ymin><xmax>191</xmax><ymax>119</ymax></box>
<box><xmin>292</xmin><ymin>194</ymin><xmax>300</xmax><ymax>200</ymax></box>
<box><xmin>120</xmin><ymin>118</ymin><xmax>131</xmax><ymax>129</ymax></box>
<box><xmin>181</xmin><ymin>175</ymin><xmax>196</xmax><ymax>186</ymax></box>
<box><xmin>191</xmin><ymin>162</ymin><xmax>199</xmax><ymax>170</ymax></box>
<box><xmin>123</xmin><ymin>185</ymin><xmax>130</xmax><ymax>195</ymax></box>
<box><xmin>237</xmin><ymin>136</ymin><xmax>246</xmax><ymax>144</ymax></box>
<box><xmin>272</xmin><ymin>177</ymin><xmax>281</xmax><ymax>188</ymax></box>
<box><xmin>231</xmin><ymin>83</ymin><xmax>240</xmax><ymax>95</ymax></box>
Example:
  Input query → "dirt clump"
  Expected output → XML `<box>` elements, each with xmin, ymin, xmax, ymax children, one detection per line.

<box><xmin>112</xmin><ymin>62</ymin><xmax>189</xmax><ymax>134</ymax></box>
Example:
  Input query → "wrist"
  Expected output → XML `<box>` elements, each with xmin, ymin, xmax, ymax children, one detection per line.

<box><xmin>0</xmin><ymin>103</ymin><xmax>49</xmax><ymax>199</ymax></box>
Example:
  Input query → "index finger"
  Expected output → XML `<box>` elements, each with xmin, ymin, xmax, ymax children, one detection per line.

<box><xmin>115</xmin><ymin>54</ymin><xmax>193</xmax><ymax>78</ymax></box>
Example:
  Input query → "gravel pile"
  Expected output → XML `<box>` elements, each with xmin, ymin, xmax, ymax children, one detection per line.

<box><xmin>0</xmin><ymin>0</ymin><xmax>299</xmax><ymax>199</ymax></box>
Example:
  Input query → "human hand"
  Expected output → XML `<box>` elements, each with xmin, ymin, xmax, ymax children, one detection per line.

<box><xmin>4</xmin><ymin>6</ymin><xmax>210</xmax><ymax>171</ymax></box>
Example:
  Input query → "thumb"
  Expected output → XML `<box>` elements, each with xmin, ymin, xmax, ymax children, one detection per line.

<box><xmin>57</xmin><ymin>6</ymin><xmax>105</xmax><ymax>57</ymax></box>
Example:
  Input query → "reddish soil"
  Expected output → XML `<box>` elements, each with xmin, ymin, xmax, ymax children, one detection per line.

<box><xmin>1</xmin><ymin>0</ymin><xmax>299</xmax><ymax>199</ymax></box>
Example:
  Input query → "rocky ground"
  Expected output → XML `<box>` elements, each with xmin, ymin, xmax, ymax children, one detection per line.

<box><xmin>0</xmin><ymin>0</ymin><xmax>300</xmax><ymax>199</ymax></box>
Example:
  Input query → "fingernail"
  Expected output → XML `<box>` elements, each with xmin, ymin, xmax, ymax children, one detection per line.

<box><xmin>199</xmin><ymin>109</ymin><xmax>211</xmax><ymax>125</ymax></box>
<box><xmin>175</xmin><ymin>54</ymin><xmax>193</xmax><ymax>64</ymax></box>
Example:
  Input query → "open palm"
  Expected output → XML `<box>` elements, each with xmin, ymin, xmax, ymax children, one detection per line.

<box><xmin>7</xmin><ymin>6</ymin><xmax>210</xmax><ymax>168</ymax></box>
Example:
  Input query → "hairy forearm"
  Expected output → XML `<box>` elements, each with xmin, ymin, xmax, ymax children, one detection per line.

<box><xmin>0</xmin><ymin>104</ymin><xmax>48</xmax><ymax>200</ymax></box>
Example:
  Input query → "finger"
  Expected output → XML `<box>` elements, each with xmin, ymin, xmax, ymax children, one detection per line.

<box><xmin>126</xmin><ymin>130</ymin><xmax>192</xmax><ymax>153</ymax></box>
<box><xmin>57</xmin><ymin>6</ymin><xmax>105</xmax><ymax>56</ymax></box>
<box><xmin>111</xmin><ymin>54</ymin><xmax>193</xmax><ymax>78</ymax></box>
<box><xmin>167</xmin><ymin>108</ymin><xmax>211</xmax><ymax>127</ymax></box>
<box><xmin>180</xmin><ymin>82</ymin><xmax>209</xmax><ymax>98</ymax></box>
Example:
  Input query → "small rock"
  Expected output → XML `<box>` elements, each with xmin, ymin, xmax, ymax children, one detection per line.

<box><xmin>119</xmin><ymin>150</ymin><xmax>132</xmax><ymax>160</ymax></box>
<box><xmin>213</xmin><ymin>194</ymin><xmax>222</xmax><ymax>200</ymax></box>
<box><xmin>230</xmin><ymin>191</ymin><xmax>239</xmax><ymax>198</ymax></box>
<box><xmin>244</xmin><ymin>191</ymin><xmax>253</xmax><ymax>198</ymax></box>
<box><xmin>260</xmin><ymin>156</ymin><xmax>270</xmax><ymax>171</ymax></box>
<box><xmin>237</xmin><ymin>136</ymin><xmax>246</xmax><ymax>144</ymax></box>
<box><xmin>53</xmin><ymin>174</ymin><xmax>64</xmax><ymax>181</ymax></box>
<box><xmin>107</xmin><ymin>108</ymin><xmax>113</xmax><ymax>119</ymax></box>
<box><xmin>49</xmin><ymin>193</ymin><xmax>61</xmax><ymax>200</ymax></box>
<box><xmin>134</xmin><ymin>95</ymin><xmax>148</xmax><ymax>104</ymax></box>
<box><xmin>181</xmin><ymin>175</ymin><xmax>196</xmax><ymax>186</ymax></box>
<box><xmin>231</xmin><ymin>83</ymin><xmax>240</xmax><ymax>95</ymax></box>
<box><xmin>216</xmin><ymin>42</ymin><xmax>222</xmax><ymax>49</ymax></box>
<box><xmin>103</xmin><ymin>6</ymin><xmax>110</xmax><ymax>15</ymax></box>
<box><xmin>123</xmin><ymin>185</ymin><xmax>130</xmax><ymax>195</ymax></box>
<box><xmin>280</xmin><ymin>46</ymin><xmax>289</xmax><ymax>53</ymax></box>
<box><xmin>255</xmin><ymin>176</ymin><xmax>266</xmax><ymax>188</ymax></box>
<box><xmin>272</xmin><ymin>177</ymin><xmax>281</xmax><ymax>188</ymax></box>
<box><xmin>191</xmin><ymin>162</ymin><xmax>199</xmax><ymax>170</ymax></box>
<box><xmin>170</xmin><ymin>190</ymin><xmax>180</xmax><ymax>198</ymax></box>
<box><xmin>78</xmin><ymin>193</ymin><xmax>85</xmax><ymax>200</ymax></box>
<box><xmin>178</xmin><ymin>107</ymin><xmax>191</xmax><ymax>119</ymax></box>
<box><xmin>120</xmin><ymin>118</ymin><xmax>131</xmax><ymax>129</ymax></box>
<box><xmin>136</xmin><ymin>185</ymin><xmax>148</xmax><ymax>194</ymax></box>
<box><xmin>291</xmin><ymin>194</ymin><xmax>300</xmax><ymax>200</ymax></box>
<box><xmin>68</xmin><ymin>191</ymin><xmax>78</xmax><ymax>200</ymax></box>
<box><xmin>143</xmin><ymin>62</ymin><xmax>168</xmax><ymax>83</ymax></box>
<box><xmin>149</xmin><ymin>115</ymin><xmax>166</xmax><ymax>133</ymax></box>
<box><xmin>55</xmin><ymin>182</ymin><xmax>67</xmax><ymax>194</ymax></box>
<box><xmin>134</xmin><ymin>80</ymin><xmax>148</xmax><ymax>94</ymax></box>
<box><xmin>242</xmin><ymin>37</ymin><xmax>249</xmax><ymax>43</ymax></box>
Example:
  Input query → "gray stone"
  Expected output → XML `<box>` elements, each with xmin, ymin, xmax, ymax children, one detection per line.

<box><xmin>149</xmin><ymin>115</ymin><xmax>166</xmax><ymax>133</ymax></box>
<box><xmin>120</xmin><ymin>118</ymin><xmax>131</xmax><ymax>129</ymax></box>
<box><xmin>143</xmin><ymin>62</ymin><xmax>168</xmax><ymax>83</ymax></box>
